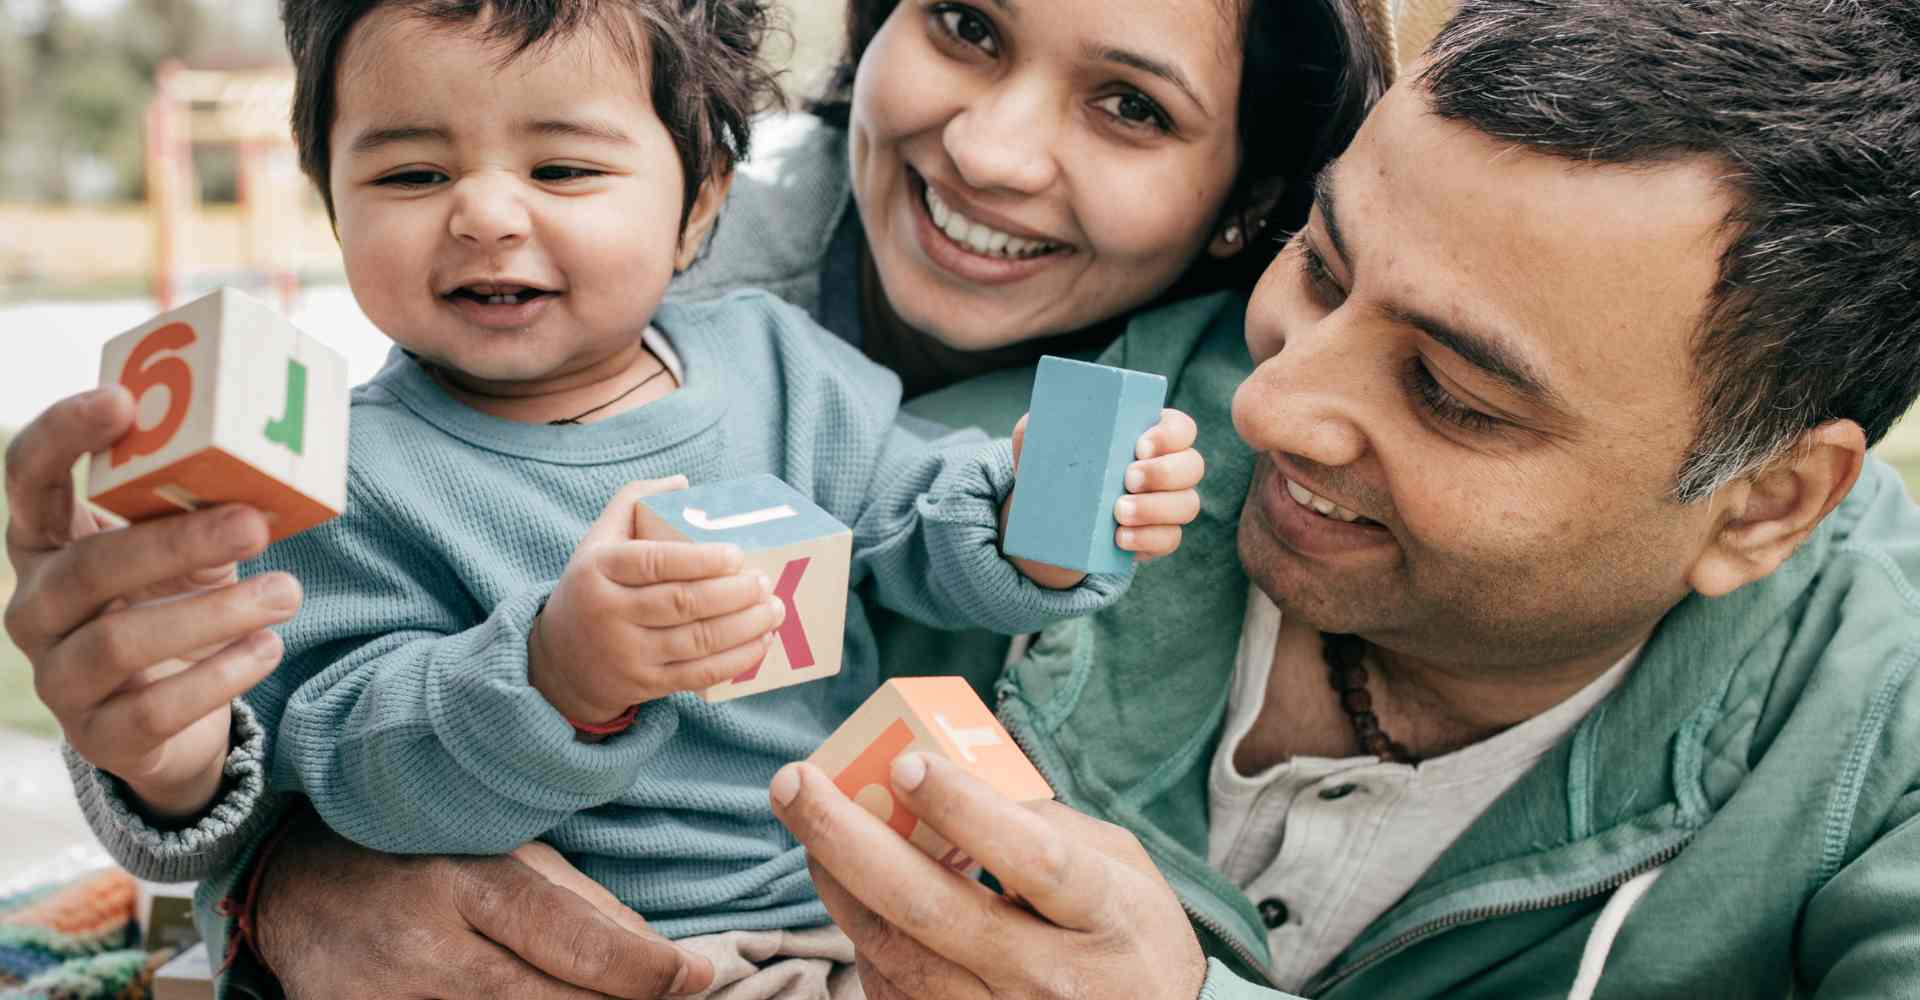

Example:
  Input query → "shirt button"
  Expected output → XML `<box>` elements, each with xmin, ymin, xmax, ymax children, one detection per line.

<box><xmin>1318</xmin><ymin>782</ymin><xmax>1361</xmax><ymax>801</ymax></box>
<box><xmin>1259</xmin><ymin>898</ymin><xmax>1290</xmax><ymax>928</ymax></box>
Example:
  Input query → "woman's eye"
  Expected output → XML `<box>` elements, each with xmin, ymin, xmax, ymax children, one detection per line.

<box><xmin>375</xmin><ymin>170</ymin><xmax>446</xmax><ymax>188</ymax></box>
<box><xmin>934</xmin><ymin>5</ymin><xmax>998</xmax><ymax>55</ymax></box>
<box><xmin>1093</xmin><ymin>92</ymin><xmax>1172</xmax><ymax>132</ymax></box>
<box><xmin>533</xmin><ymin>165</ymin><xmax>602</xmax><ymax>183</ymax></box>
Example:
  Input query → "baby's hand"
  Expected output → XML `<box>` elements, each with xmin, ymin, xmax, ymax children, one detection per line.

<box><xmin>1113</xmin><ymin>408</ymin><xmax>1204</xmax><ymax>561</ymax></box>
<box><xmin>1006</xmin><ymin>408</ymin><xmax>1206</xmax><ymax>589</ymax></box>
<box><xmin>528</xmin><ymin>477</ymin><xmax>785</xmax><ymax>727</ymax></box>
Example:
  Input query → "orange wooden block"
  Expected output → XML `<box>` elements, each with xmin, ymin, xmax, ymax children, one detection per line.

<box><xmin>809</xmin><ymin>677</ymin><xmax>1053</xmax><ymax>875</ymax></box>
<box><xmin>86</xmin><ymin>288</ymin><xmax>349</xmax><ymax>542</ymax></box>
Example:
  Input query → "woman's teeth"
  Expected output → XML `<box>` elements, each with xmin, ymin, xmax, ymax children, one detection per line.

<box><xmin>1285</xmin><ymin>477</ymin><xmax>1371</xmax><ymax>525</ymax></box>
<box><xmin>924</xmin><ymin>187</ymin><xmax>1059</xmax><ymax>260</ymax></box>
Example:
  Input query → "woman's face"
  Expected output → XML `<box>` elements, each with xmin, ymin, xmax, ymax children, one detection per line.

<box><xmin>850</xmin><ymin>0</ymin><xmax>1247</xmax><ymax>349</ymax></box>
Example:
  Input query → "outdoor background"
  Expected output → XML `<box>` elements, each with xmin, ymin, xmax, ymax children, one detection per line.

<box><xmin>0</xmin><ymin>0</ymin><xmax>1916</xmax><ymax>886</ymax></box>
<box><xmin>0</xmin><ymin>0</ymin><xmax>847</xmax><ymax>889</ymax></box>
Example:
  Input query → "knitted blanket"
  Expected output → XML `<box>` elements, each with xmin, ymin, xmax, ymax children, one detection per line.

<box><xmin>0</xmin><ymin>869</ymin><xmax>169</xmax><ymax>999</ymax></box>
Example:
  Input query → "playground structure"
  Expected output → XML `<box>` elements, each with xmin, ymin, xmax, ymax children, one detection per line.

<box><xmin>144</xmin><ymin>61</ymin><xmax>306</xmax><ymax>311</ymax></box>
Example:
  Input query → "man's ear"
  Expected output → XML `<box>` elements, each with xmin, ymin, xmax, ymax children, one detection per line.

<box><xmin>674</xmin><ymin>168</ymin><xmax>735</xmax><ymax>272</ymax></box>
<box><xmin>1206</xmin><ymin>179</ymin><xmax>1288</xmax><ymax>259</ymax></box>
<box><xmin>1686</xmin><ymin>420</ymin><xmax>1867</xmax><ymax>597</ymax></box>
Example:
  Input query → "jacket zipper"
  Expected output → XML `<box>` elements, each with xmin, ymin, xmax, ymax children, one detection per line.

<box><xmin>994</xmin><ymin>689</ymin><xmax>1284</xmax><ymax>990</ymax></box>
<box><xmin>1305</xmin><ymin>837</ymin><xmax>1694</xmax><ymax>995</ymax></box>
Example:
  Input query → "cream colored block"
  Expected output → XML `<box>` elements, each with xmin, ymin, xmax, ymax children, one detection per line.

<box><xmin>809</xmin><ymin>677</ymin><xmax>1054</xmax><ymax>875</ymax></box>
<box><xmin>86</xmin><ymin>287</ymin><xmax>350</xmax><ymax>542</ymax></box>
<box><xmin>633</xmin><ymin>474</ymin><xmax>852</xmax><ymax>702</ymax></box>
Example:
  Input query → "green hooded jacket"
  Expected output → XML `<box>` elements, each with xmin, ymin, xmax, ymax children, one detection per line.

<box><xmin>1000</xmin><ymin>291</ymin><xmax>1920</xmax><ymax>998</ymax></box>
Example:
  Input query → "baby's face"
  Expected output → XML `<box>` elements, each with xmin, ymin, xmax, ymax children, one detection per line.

<box><xmin>327</xmin><ymin>8</ymin><xmax>702</xmax><ymax>393</ymax></box>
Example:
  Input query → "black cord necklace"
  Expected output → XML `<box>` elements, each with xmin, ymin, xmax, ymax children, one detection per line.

<box><xmin>547</xmin><ymin>363</ymin><xmax>674</xmax><ymax>425</ymax></box>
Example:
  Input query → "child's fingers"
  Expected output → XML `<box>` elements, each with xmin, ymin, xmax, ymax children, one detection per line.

<box><xmin>625</xmin><ymin>571</ymin><xmax>773</xmax><ymax>628</ymax></box>
<box><xmin>1011</xmin><ymin>414</ymin><xmax>1029</xmax><ymax>470</ymax></box>
<box><xmin>668</xmin><ymin>634</ymin><xmax>779</xmax><ymax>692</ymax></box>
<box><xmin>1135</xmin><ymin>409</ymin><xmax>1197</xmax><ymax>460</ymax></box>
<box><xmin>1116</xmin><ymin>524</ymin><xmax>1183</xmax><ymax>558</ymax></box>
<box><xmin>643</xmin><ymin>595</ymin><xmax>786</xmax><ymax>663</ymax></box>
<box><xmin>1124</xmin><ymin>448</ymin><xmax>1205</xmax><ymax>494</ymax></box>
<box><xmin>1114</xmin><ymin>490</ymin><xmax>1201</xmax><ymax>529</ymax></box>
<box><xmin>596</xmin><ymin>539</ymin><xmax>745</xmax><ymax>586</ymax></box>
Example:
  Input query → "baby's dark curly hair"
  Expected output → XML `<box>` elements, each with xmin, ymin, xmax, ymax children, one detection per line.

<box><xmin>281</xmin><ymin>0</ymin><xmax>785</xmax><ymax>226</ymax></box>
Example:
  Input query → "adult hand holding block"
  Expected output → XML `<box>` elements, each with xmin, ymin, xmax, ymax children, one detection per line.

<box><xmin>807</xmin><ymin>677</ymin><xmax>1053</xmax><ymax>875</ymax></box>
<box><xmin>87</xmin><ymin>287</ymin><xmax>350</xmax><ymax>542</ymax></box>
<box><xmin>1004</xmin><ymin>356</ymin><xmax>1169</xmax><ymax>574</ymax></box>
<box><xmin>632</xmin><ymin>474</ymin><xmax>852</xmax><ymax>702</ymax></box>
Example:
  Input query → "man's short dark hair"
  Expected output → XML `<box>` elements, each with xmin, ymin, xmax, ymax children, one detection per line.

<box><xmin>1422</xmin><ymin>0</ymin><xmax>1920</xmax><ymax>501</ymax></box>
<box><xmin>281</xmin><ymin>0</ymin><xmax>783</xmax><ymax>225</ymax></box>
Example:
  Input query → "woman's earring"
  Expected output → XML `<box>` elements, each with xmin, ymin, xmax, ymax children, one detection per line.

<box><xmin>1223</xmin><ymin>226</ymin><xmax>1242</xmax><ymax>246</ymax></box>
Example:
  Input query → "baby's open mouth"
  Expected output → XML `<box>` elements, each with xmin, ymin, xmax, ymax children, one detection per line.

<box><xmin>447</xmin><ymin>284</ymin><xmax>556</xmax><ymax>306</ymax></box>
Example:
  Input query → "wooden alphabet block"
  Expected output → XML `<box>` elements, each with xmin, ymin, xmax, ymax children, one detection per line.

<box><xmin>809</xmin><ymin>677</ymin><xmax>1054</xmax><ymax>875</ymax></box>
<box><xmin>634</xmin><ymin>474</ymin><xmax>852</xmax><ymax>702</ymax></box>
<box><xmin>86</xmin><ymin>287</ymin><xmax>350</xmax><ymax>543</ymax></box>
<box><xmin>1003</xmin><ymin>355</ymin><xmax>1167</xmax><ymax>574</ymax></box>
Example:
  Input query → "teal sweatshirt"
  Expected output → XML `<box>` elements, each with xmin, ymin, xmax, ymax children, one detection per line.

<box><xmin>247</xmin><ymin>288</ymin><xmax>1120</xmax><ymax>937</ymax></box>
<box><xmin>998</xmin><ymin>292</ymin><xmax>1920</xmax><ymax>997</ymax></box>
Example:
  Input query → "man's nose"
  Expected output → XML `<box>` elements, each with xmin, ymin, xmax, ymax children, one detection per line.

<box><xmin>448</xmin><ymin>173</ymin><xmax>530</xmax><ymax>247</ymax></box>
<box><xmin>1233</xmin><ymin>314</ymin><xmax>1372</xmax><ymax>470</ymax></box>
<box><xmin>942</xmin><ymin>77</ymin><xmax>1061</xmax><ymax>195</ymax></box>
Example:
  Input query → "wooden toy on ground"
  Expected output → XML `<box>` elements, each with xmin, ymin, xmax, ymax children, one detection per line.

<box><xmin>86</xmin><ymin>287</ymin><xmax>350</xmax><ymax>542</ymax></box>
<box><xmin>808</xmin><ymin>676</ymin><xmax>1054</xmax><ymax>875</ymax></box>
<box><xmin>1003</xmin><ymin>355</ymin><xmax>1168</xmax><ymax>575</ymax></box>
<box><xmin>634</xmin><ymin>474</ymin><xmax>853</xmax><ymax>703</ymax></box>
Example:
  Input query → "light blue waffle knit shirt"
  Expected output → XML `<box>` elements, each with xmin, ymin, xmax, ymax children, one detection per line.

<box><xmin>244</xmin><ymin>289</ymin><xmax>1126</xmax><ymax>937</ymax></box>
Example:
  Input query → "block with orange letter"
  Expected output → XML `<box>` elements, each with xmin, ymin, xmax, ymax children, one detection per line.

<box><xmin>809</xmin><ymin>677</ymin><xmax>1054</xmax><ymax>875</ymax></box>
<box><xmin>86</xmin><ymin>287</ymin><xmax>350</xmax><ymax>543</ymax></box>
<box><xmin>632</xmin><ymin>474</ymin><xmax>852</xmax><ymax>703</ymax></box>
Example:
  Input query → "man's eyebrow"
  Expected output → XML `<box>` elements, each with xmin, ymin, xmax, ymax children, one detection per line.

<box><xmin>1312</xmin><ymin>166</ymin><xmax>1562</xmax><ymax>409</ymax></box>
<box><xmin>1392</xmin><ymin>306</ymin><xmax>1564</xmax><ymax>408</ymax></box>
<box><xmin>522</xmin><ymin>117</ymin><xmax>634</xmax><ymax>145</ymax></box>
<box><xmin>1085</xmin><ymin>43</ymin><xmax>1206</xmax><ymax>113</ymax></box>
<box><xmin>1312</xmin><ymin>167</ymin><xmax>1353</xmax><ymax>267</ymax></box>
<box><xmin>349</xmin><ymin>124</ymin><xmax>450</xmax><ymax>155</ymax></box>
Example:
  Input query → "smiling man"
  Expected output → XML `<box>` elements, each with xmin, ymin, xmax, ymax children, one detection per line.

<box><xmin>771</xmin><ymin>1</ymin><xmax>1920</xmax><ymax>996</ymax></box>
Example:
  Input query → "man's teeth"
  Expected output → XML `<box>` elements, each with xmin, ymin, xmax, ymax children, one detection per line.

<box><xmin>924</xmin><ymin>187</ymin><xmax>1058</xmax><ymax>259</ymax></box>
<box><xmin>1285</xmin><ymin>477</ymin><xmax>1368</xmax><ymax>524</ymax></box>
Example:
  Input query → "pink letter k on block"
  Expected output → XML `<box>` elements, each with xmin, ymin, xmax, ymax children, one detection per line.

<box><xmin>729</xmin><ymin>556</ymin><xmax>815</xmax><ymax>684</ymax></box>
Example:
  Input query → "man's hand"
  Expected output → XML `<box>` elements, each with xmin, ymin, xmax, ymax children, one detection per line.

<box><xmin>3</xmin><ymin>387</ymin><xmax>299</xmax><ymax>819</ymax></box>
<box><xmin>527</xmin><ymin>477</ymin><xmax>787</xmax><ymax>723</ymax></box>
<box><xmin>769</xmin><ymin>752</ymin><xmax>1209</xmax><ymax>1000</ymax></box>
<box><xmin>253</xmin><ymin>809</ymin><xmax>716</xmax><ymax>999</ymax></box>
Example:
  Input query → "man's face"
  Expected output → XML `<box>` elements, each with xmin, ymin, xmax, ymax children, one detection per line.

<box><xmin>1233</xmin><ymin>80</ymin><xmax>1739</xmax><ymax>670</ymax></box>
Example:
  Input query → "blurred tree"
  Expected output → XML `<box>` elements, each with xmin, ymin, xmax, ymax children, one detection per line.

<box><xmin>0</xmin><ymin>0</ymin><xmax>285</xmax><ymax>204</ymax></box>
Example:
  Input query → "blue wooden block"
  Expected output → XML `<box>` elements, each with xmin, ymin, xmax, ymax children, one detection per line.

<box><xmin>1003</xmin><ymin>356</ymin><xmax>1167</xmax><ymax>574</ymax></box>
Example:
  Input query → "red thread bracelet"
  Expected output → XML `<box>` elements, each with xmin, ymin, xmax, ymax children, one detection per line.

<box><xmin>568</xmin><ymin>703</ymin><xmax>640</xmax><ymax>736</ymax></box>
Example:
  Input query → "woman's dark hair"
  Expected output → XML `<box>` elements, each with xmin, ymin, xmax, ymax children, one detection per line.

<box><xmin>813</xmin><ymin>0</ymin><xmax>1385</xmax><ymax>296</ymax></box>
<box><xmin>282</xmin><ymin>0</ymin><xmax>784</xmax><ymax>226</ymax></box>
